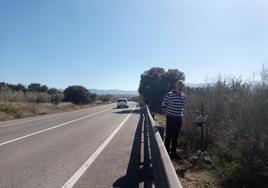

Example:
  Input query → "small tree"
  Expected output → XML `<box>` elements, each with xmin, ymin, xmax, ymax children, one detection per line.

<box><xmin>161</xmin><ymin>69</ymin><xmax>185</xmax><ymax>93</ymax></box>
<box><xmin>63</xmin><ymin>85</ymin><xmax>91</xmax><ymax>104</ymax></box>
<box><xmin>48</xmin><ymin>88</ymin><xmax>61</xmax><ymax>94</ymax></box>
<box><xmin>41</xmin><ymin>85</ymin><xmax>49</xmax><ymax>92</ymax></box>
<box><xmin>138</xmin><ymin>67</ymin><xmax>185</xmax><ymax>111</ymax></box>
<box><xmin>28</xmin><ymin>83</ymin><xmax>42</xmax><ymax>92</ymax></box>
<box><xmin>138</xmin><ymin>67</ymin><xmax>165</xmax><ymax>111</ymax></box>
<box><xmin>89</xmin><ymin>93</ymin><xmax>97</xmax><ymax>103</ymax></box>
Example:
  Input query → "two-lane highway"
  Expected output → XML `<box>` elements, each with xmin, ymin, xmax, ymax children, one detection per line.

<box><xmin>0</xmin><ymin>102</ymin><xmax>144</xmax><ymax>188</ymax></box>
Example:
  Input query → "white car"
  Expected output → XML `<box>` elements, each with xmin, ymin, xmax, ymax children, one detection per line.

<box><xmin>117</xmin><ymin>98</ymin><xmax>129</xmax><ymax>108</ymax></box>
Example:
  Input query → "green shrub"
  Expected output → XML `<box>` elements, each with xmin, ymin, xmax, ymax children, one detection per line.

<box><xmin>182</xmin><ymin>78</ymin><xmax>268</xmax><ymax>188</ymax></box>
<box><xmin>51</xmin><ymin>93</ymin><xmax>64</xmax><ymax>104</ymax></box>
<box><xmin>25</xmin><ymin>91</ymin><xmax>38</xmax><ymax>103</ymax></box>
<box><xmin>63</xmin><ymin>85</ymin><xmax>92</xmax><ymax>104</ymax></box>
<box><xmin>35</xmin><ymin>92</ymin><xmax>51</xmax><ymax>103</ymax></box>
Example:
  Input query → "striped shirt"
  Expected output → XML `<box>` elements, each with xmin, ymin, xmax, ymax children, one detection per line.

<box><xmin>162</xmin><ymin>91</ymin><xmax>186</xmax><ymax>117</ymax></box>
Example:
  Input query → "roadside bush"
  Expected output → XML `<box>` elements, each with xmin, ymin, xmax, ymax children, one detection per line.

<box><xmin>0</xmin><ymin>89</ymin><xmax>26</xmax><ymax>102</ymax></box>
<box><xmin>89</xmin><ymin>93</ymin><xmax>97</xmax><ymax>103</ymax></box>
<box><xmin>182</xmin><ymin>78</ymin><xmax>268</xmax><ymax>188</ymax></box>
<box><xmin>25</xmin><ymin>91</ymin><xmax>38</xmax><ymax>102</ymax></box>
<box><xmin>35</xmin><ymin>92</ymin><xmax>51</xmax><ymax>103</ymax></box>
<box><xmin>96</xmin><ymin>94</ymin><xmax>114</xmax><ymax>103</ymax></box>
<box><xmin>51</xmin><ymin>93</ymin><xmax>64</xmax><ymax>104</ymax></box>
<box><xmin>0</xmin><ymin>83</ymin><xmax>64</xmax><ymax>104</ymax></box>
<box><xmin>63</xmin><ymin>85</ymin><xmax>92</xmax><ymax>104</ymax></box>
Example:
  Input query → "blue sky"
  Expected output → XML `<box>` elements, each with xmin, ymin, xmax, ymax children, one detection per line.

<box><xmin>1</xmin><ymin>0</ymin><xmax>268</xmax><ymax>90</ymax></box>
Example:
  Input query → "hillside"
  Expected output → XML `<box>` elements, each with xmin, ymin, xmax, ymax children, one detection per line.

<box><xmin>89</xmin><ymin>89</ymin><xmax>138</xmax><ymax>96</ymax></box>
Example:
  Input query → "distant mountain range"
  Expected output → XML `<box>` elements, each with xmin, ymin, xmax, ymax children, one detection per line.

<box><xmin>187</xmin><ymin>83</ymin><xmax>207</xmax><ymax>88</ymax></box>
<box><xmin>89</xmin><ymin>89</ymin><xmax>139</xmax><ymax>96</ymax></box>
<box><xmin>89</xmin><ymin>84</ymin><xmax>206</xmax><ymax>96</ymax></box>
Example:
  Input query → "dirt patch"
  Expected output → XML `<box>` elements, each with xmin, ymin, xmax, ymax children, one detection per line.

<box><xmin>171</xmin><ymin>158</ymin><xmax>217</xmax><ymax>188</ymax></box>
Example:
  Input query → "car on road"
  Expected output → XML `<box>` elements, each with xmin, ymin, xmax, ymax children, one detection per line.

<box><xmin>117</xmin><ymin>98</ymin><xmax>129</xmax><ymax>108</ymax></box>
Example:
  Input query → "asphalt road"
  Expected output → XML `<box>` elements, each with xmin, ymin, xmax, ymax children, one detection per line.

<box><xmin>0</xmin><ymin>102</ymin><xmax>150</xmax><ymax>188</ymax></box>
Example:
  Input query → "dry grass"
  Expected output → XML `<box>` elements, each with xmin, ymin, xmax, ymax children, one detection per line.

<box><xmin>0</xmin><ymin>102</ymin><xmax>108</xmax><ymax>122</ymax></box>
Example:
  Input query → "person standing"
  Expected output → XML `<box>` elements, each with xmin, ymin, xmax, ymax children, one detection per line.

<box><xmin>161</xmin><ymin>80</ymin><xmax>186</xmax><ymax>159</ymax></box>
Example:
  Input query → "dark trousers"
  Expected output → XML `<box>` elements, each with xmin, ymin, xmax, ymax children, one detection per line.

<box><xmin>165</xmin><ymin>116</ymin><xmax>182</xmax><ymax>155</ymax></box>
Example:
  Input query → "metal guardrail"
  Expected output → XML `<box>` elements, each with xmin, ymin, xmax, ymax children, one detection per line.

<box><xmin>145</xmin><ymin>105</ymin><xmax>183</xmax><ymax>188</ymax></box>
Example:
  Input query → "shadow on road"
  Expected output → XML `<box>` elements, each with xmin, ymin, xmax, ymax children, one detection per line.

<box><xmin>113</xmin><ymin>109</ymin><xmax>141</xmax><ymax>114</ymax></box>
<box><xmin>112</xmin><ymin>106</ymin><xmax>153</xmax><ymax>188</ymax></box>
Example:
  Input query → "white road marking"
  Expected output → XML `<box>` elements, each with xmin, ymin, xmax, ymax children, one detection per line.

<box><xmin>62</xmin><ymin>105</ymin><xmax>136</xmax><ymax>188</ymax></box>
<box><xmin>0</xmin><ymin>109</ymin><xmax>110</xmax><ymax>146</ymax></box>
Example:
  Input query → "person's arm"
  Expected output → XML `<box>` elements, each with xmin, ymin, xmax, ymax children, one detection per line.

<box><xmin>182</xmin><ymin>94</ymin><xmax>186</xmax><ymax>115</ymax></box>
<box><xmin>161</xmin><ymin>101</ymin><xmax>166</xmax><ymax>111</ymax></box>
<box><xmin>161</xmin><ymin>94</ymin><xmax>167</xmax><ymax>114</ymax></box>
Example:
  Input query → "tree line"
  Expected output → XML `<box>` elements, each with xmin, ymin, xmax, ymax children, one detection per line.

<box><xmin>0</xmin><ymin>82</ymin><xmax>113</xmax><ymax>105</ymax></box>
